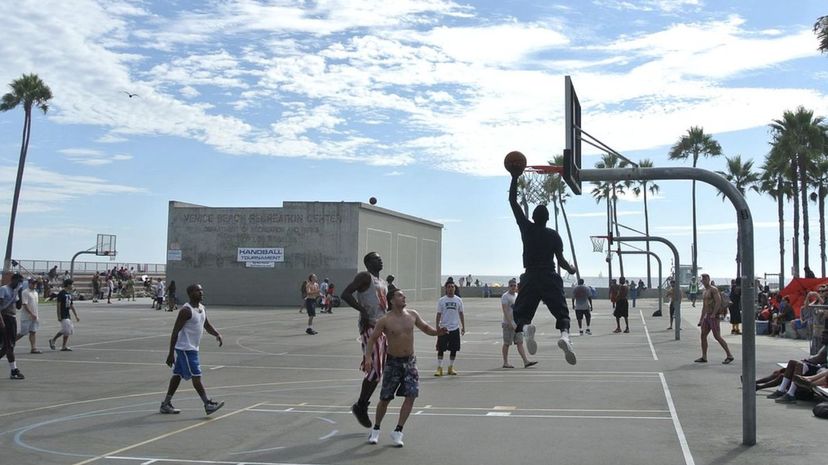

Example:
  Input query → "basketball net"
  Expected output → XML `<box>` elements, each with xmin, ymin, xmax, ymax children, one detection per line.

<box><xmin>519</xmin><ymin>166</ymin><xmax>563</xmax><ymax>206</ymax></box>
<box><xmin>590</xmin><ymin>236</ymin><xmax>605</xmax><ymax>253</ymax></box>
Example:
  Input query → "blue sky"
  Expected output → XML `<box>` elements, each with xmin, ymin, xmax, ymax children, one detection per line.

<box><xmin>1</xmin><ymin>0</ymin><xmax>827</xmax><ymax>282</ymax></box>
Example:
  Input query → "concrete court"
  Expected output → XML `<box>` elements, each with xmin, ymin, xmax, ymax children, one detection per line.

<box><xmin>0</xmin><ymin>295</ymin><xmax>822</xmax><ymax>465</ymax></box>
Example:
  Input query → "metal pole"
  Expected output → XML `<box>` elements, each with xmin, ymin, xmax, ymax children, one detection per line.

<box><xmin>615</xmin><ymin>250</ymin><xmax>662</xmax><ymax>314</ymax></box>
<box><xmin>70</xmin><ymin>250</ymin><xmax>96</xmax><ymax>281</ymax></box>
<box><xmin>613</xmin><ymin>236</ymin><xmax>679</xmax><ymax>339</ymax></box>
<box><xmin>581</xmin><ymin>166</ymin><xmax>756</xmax><ymax>446</ymax></box>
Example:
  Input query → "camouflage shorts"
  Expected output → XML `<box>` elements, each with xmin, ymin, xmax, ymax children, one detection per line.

<box><xmin>380</xmin><ymin>355</ymin><xmax>419</xmax><ymax>401</ymax></box>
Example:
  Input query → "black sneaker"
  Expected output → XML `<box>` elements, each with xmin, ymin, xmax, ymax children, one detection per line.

<box><xmin>766</xmin><ymin>390</ymin><xmax>785</xmax><ymax>399</ymax></box>
<box><xmin>48</xmin><ymin>338</ymin><xmax>56</xmax><ymax>351</ymax></box>
<box><xmin>774</xmin><ymin>393</ymin><xmax>796</xmax><ymax>404</ymax></box>
<box><xmin>204</xmin><ymin>399</ymin><xmax>225</xmax><ymax>415</ymax></box>
<box><xmin>160</xmin><ymin>401</ymin><xmax>180</xmax><ymax>414</ymax></box>
<box><xmin>352</xmin><ymin>402</ymin><xmax>372</xmax><ymax>428</ymax></box>
<box><xmin>10</xmin><ymin>369</ymin><xmax>24</xmax><ymax>380</ymax></box>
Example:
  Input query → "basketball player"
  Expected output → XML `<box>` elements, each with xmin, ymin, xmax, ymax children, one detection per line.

<box><xmin>341</xmin><ymin>252</ymin><xmax>389</xmax><ymax>428</ymax></box>
<box><xmin>508</xmin><ymin>170</ymin><xmax>578</xmax><ymax>364</ymax></box>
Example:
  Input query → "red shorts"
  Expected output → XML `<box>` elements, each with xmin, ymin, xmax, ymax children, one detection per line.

<box><xmin>360</xmin><ymin>326</ymin><xmax>387</xmax><ymax>382</ymax></box>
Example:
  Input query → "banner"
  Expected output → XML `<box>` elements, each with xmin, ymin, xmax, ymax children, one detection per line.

<box><xmin>237</xmin><ymin>247</ymin><xmax>284</xmax><ymax>263</ymax></box>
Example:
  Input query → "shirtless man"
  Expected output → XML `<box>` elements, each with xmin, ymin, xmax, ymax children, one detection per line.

<box><xmin>613</xmin><ymin>277</ymin><xmax>630</xmax><ymax>333</ymax></box>
<box><xmin>341</xmin><ymin>252</ymin><xmax>388</xmax><ymax>428</ymax></box>
<box><xmin>508</xmin><ymin>170</ymin><xmax>578</xmax><ymax>364</ymax></box>
<box><xmin>695</xmin><ymin>273</ymin><xmax>734</xmax><ymax>364</ymax></box>
<box><xmin>363</xmin><ymin>288</ymin><xmax>446</xmax><ymax>447</ymax></box>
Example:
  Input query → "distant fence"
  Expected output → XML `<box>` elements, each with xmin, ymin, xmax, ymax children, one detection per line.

<box><xmin>13</xmin><ymin>259</ymin><xmax>165</xmax><ymax>274</ymax></box>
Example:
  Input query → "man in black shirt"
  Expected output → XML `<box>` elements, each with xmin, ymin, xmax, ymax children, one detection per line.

<box><xmin>0</xmin><ymin>273</ymin><xmax>25</xmax><ymax>379</ymax></box>
<box><xmin>49</xmin><ymin>279</ymin><xmax>79</xmax><ymax>351</ymax></box>
<box><xmin>509</xmin><ymin>172</ymin><xmax>578</xmax><ymax>364</ymax></box>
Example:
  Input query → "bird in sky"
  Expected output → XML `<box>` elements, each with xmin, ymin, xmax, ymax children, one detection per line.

<box><xmin>122</xmin><ymin>91</ymin><xmax>139</xmax><ymax>98</ymax></box>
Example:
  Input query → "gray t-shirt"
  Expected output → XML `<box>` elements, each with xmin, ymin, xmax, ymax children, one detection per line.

<box><xmin>572</xmin><ymin>285</ymin><xmax>591</xmax><ymax>311</ymax></box>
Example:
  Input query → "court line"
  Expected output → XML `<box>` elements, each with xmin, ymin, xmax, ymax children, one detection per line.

<box><xmin>659</xmin><ymin>372</ymin><xmax>696</xmax><ymax>465</ymax></box>
<box><xmin>248</xmin><ymin>408</ymin><xmax>671</xmax><ymax>421</ymax></box>
<box><xmin>639</xmin><ymin>309</ymin><xmax>659</xmax><ymax>361</ymax></box>
<box><xmin>70</xmin><ymin>402</ymin><xmax>264</xmax><ymax>465</ymax></box>
<box><xmin>257</xmin><ymin>402</ymin><xmax>670</xmax><ymax>413</ymax></box>
<box><xmin>108</xmin><ymin>455</ymin><xmax>311</xmax><ymax>464</ymax></box>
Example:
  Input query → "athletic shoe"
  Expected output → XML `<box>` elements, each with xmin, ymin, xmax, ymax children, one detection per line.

<box><xmin>61</xmin><ymin>347</ymin><xmax>73</xmax><ymax>351</ymax></box>
<box><xmin>557</xmin><ymin>332</ymin><xmax>576</xmax><ymax>365</ymax></box>
<box><xmin>766</xmin><ymin>390</ymin><xmax>785</xmax><ymax>399</ymax></box>
<box><xmin>368</xmin><ymin>429</ymin><xmax>380</xmax><ymax>444</ymax></box>
<box><xmin>524</xmin><ymin>361</ymin><xmax>538</xmax><ymax>368</ymax></box>
<box><xmin>160</xmin><ymin>401</ymin><xmax>180</xmax><ymax>414</ymax></box>
<box><xmin>434</xmin><ymin>367</ymin><xmax>443</xmax><ymax>377</ymax></box>
<box><xmin>585</xmin><ymin>328</ymin><xmax>592</xmax><ymax>335</ymax></box>
<box><xmin>623</xmin><ymin>328</ymin><xmax>630</xmax><ymax>333</ymax></box>
<box><xmin>351</xmin><ymin>402</ymin><xmax>372</xmax><ymax>428</ymax></box>
<box><xmin>30</xmin><ymin>349</ymin><xmax>42</xmax><ymax>354</ymax></box>
<box><xmin>447</xmin><ymin>366</ymin><xmax>457</xmax><ymax>376</ymax></box>
<box><xmin>48</xmin><ymin>338</ymin><xmax>56</xmax><ymax>350</ymax></box>
<box><xmin>9</xmin><ymin>369</ymin><xmax>24</xmax><ymax>380</ymax></box>
<box><xmin>774</xmin><ymin>394</ymin><xmax>796</xmax><ymax>404</ymax></box>
<box><xmin>204</xmin><ymin>399</ymin><xmax>225</xmax><ymax>415</ymax></box>
<box><xmin>390</xmin><ymin>431</ymin><xmax>404</xmax><ymax>447</ymax></box>
<box><xmin>579</xmin><ymin>330</ymin><xmax>584</xmax><ymax>335</ymax></box>
<box><xmin>524</xmin><ymin>324</ymin><xmax>537</xmax><ymax>355</ymax></box>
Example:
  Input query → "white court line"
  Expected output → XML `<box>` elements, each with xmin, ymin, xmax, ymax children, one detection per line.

<box><xmin>658</xmin><ymin>373</ymin><xmax>696</xmax><ymax>465</ymax></box>
<box><xmin>249</xmin><ymin>408</ymin><xmax>670</xmax><ymax>421</ymax></box>
<box><xmin>108</xmin><ymin>455</ymin><xmax>314</xmax><ymax>464</ymax></box>
<box><xmin>639</xmin><ymin>309</ymin><xmax>659</xmax><ymax>361</ymax></box>
<box><xmin>70</xmin><ymin>403</ymin><xmax>264</xmax><ymax>465</ymax></box>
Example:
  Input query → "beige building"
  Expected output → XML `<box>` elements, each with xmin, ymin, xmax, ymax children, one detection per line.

<box><xmin>166</xmin><ymin>201</ymin><xmax>442</xmax><ymax>306</ymax></box>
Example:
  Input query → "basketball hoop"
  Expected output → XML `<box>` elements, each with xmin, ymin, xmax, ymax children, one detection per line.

<box><xmin>519</xmin><ymin>165</ymin><xmax>564</xmax><ymax>205</ymax></box>
<box><xmin>590</xmin><ymin>235</ymin><xmax>605</xmax><ymax>253</ymax></box>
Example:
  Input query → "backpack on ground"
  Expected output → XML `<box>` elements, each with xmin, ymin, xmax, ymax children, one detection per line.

<box><xmin>813</xmin><ymin>401</ymin><xmax>828</xmax><ymax>419</ymax></box>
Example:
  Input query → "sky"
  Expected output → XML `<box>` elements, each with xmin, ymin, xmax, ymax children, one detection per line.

<box><xmin>1</xmin><ymin>0</ymin><xmax>827</xmax><ymax>284</ymax></box>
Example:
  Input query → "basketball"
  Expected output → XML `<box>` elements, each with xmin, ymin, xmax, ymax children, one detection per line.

<box><xmin>504</xmin><ymin>151</ymin><xmax>527</xmax><ymax>175</ymax></box>
<box><xmin>369</xmin><ymin>197</ymin><xmax>377</xmax><ymax>205</ymax></box>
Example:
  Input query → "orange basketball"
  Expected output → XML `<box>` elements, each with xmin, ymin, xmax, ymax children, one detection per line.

<box><xmin>504</xmin><ymin>151</ymin><xmax>527</xmax><ymax>175</ymax></box>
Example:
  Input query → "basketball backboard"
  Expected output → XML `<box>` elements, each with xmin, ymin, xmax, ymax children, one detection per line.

<box><xmin>564</xmin><ymin>75</ymin><xmax>582</xmax><ymax>195</ymax></box>
<box><xmin>96</xmin><ymin>234</ymin><xmax>117</xmax><ymax>258</ymax></box>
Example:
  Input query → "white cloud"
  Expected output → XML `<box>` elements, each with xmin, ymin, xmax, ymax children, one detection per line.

<box><xmin>0</xmin><ymin>163</ymin><xmax>145</xmax><ymax>212</ymax></box>
<box><xmin>59</xmin><ymin>148</ymin><xmax>133</xmax><ymax>165</ymax></box>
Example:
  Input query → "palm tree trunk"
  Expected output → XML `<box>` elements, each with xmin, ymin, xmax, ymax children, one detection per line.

<box><xmin>560</xmin><ymin>201</ymin><xmax>580</xmax><ymax>281</ymax></box>
<box><xmin>792</xmin><ymin>168</ymin><xmax>801</xmax><ymax>278</ymax></box>
<box><xmin>612</xmin><ymin>188</ymin><xmax>624</xmax><ymax>277</ymax></box>
<box><xmin>820</xmin><ymin>185</ymin><xmax>826</xmax><ymax>277</ymax></box>
<box><xmin>3</xmin><ymin>109</ymin><xmax>32</xmax><ymax>273</ymax></box>
<box><xmin>801</xmin><ymin>158</ymin><xmax>810</xmax><ymax>271</ymax></box>
<box><xmin>778</xmin><ymin>178</ymin><xmax>786</xmax><ymax>287</ymax></box>
<box><xmin>606</xmin><ymin>193</ymin><xmax>613</xmax><ymax>287</ymax></box>
<box><xmin>644</xmin><ymin>186</ymin><xmax>652</xmax><ymax>287</ymax></box>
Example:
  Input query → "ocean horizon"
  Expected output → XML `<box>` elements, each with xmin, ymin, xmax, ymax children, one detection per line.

<box><xmin>441</xmin><ymin>274</ymin><xmax>744</xmax><ymax>289</ymax></box>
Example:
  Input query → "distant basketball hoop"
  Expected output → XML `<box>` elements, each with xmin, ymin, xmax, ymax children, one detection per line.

<box><xmin>96</xmin><ymin>234</ymin><xmax>117</xmax><ymax>260</ymax></box>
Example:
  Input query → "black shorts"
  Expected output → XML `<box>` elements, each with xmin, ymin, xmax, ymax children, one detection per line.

<box><xmin>512</xmin><ymin>269</ymin><xmax>570</xmax><ymax>331</ymax></box>
<box><xmin>304</xmin><ymin>298</ymin><xmax>316</xmax><ymax>317</ymax></box>
<box><xmin>436</xmin><ymin>328</ymin><xmax>461</xmax><ymax>352</ymax></box>
<box><xmin>380</xmin><ymin>355</ymin><xmax>419</xmax><ymax>400</ymax></box>
<box><xmin>0</xmin><ymin>314</ymin><xmax>17</xmax><ymax>351</ymax></box>
<box><xmin>614</xmin><ymin>298</ymin><xmax>629</xmax><ymax>318</ymax></box>
<box><xmin>575</xmin><ymin>309</ymin><xmax>590</xmax><ymax>320</ymax></box>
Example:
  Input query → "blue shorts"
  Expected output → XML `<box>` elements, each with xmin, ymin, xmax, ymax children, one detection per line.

<box><xmin>173</xmin><ymin>349</ymin><xmax>201</xmax><ymax>380</ymax></box>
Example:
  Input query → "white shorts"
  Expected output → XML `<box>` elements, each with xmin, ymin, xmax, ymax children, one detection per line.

<box><xmin>18</xmin><ymin>319</ymin><xmax>39</xmax><ymax>335</ymax></box>
<box><xmin>60</xmin><ymin>318</ymin><xmax>74</xmax><ymax>335</ymax></box>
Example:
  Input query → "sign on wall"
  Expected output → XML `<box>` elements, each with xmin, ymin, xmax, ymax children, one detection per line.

<box><xmin>237</xmin><ymin>247</ymin><xmax>284</xmax><ymax>264</ymax></box>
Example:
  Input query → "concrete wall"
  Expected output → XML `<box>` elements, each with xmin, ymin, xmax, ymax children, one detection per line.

<box><xmin>357</xmin><ymin>205</ymin><xmax>442</xmax><ymax>301</ymax></box>
<box><xmin>166</xmin><ymin>201</ymin><xmax>442</xmax><ymax>306</ymax></box>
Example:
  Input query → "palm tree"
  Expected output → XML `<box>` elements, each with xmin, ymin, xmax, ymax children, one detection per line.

<box><xmin>0</xmin><ymin>74</ymin><xmax>52</xmax><ymax>273</ymax></box>
<box><xmin>759</xmin><ymin>147</ymin><xmax>792</xmax><ymax>288</ymax></box>
<box><xmin>630</xmin><ymin>159</ymin><xmax>660</xmax><ymax>287</ymax></box>
<box><xmin>591</xmin><ymin>153</ymin><xmax>630</xmax><ymax>278</ymax></box>
<box><xmin>546</xmin><ymin>155</ymin><xmax>580</xmax><ymax>281</ymax></box>
<box><xmin>716</xmin><ymin>155</ymin><xmax>760</xmax><ymax>278</ymax></box>
<box><xmin>815</xmin><ymin>15</ymin><xmax>828</xmax><ymax>53</ymax></box>
<box><xmin>770</xmin><ymin>107</ymin><xmax>825</xmax><ymax>277</ymax></box>
<box><xmin>810</xmin><ymin>154</ymin><xmax>828</xmax><ymax>277</ymax></box>
<box><xmin>668</xmin><ymin>126</ymin><xmax>722</xmax><ymax>281</ymax></box>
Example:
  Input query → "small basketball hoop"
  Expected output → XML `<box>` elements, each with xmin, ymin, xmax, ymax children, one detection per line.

<box><xmin>519</xmin><ymin>165</ymin><xmax>564</xmax><ymax>205</ymax></box>
<box><xmin>590</xmin><ymin>235</ymin><xmax>605</xmax><ymax>253</ymax></box>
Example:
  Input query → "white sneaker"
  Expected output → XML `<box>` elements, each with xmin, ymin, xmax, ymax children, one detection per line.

<box><xmin>368</xmin><ymin>429</ymin><xmax>380</xmax><ymax>444</ymax></box>
<box><xmin>524</xmin><ymin>324</ymin><xmax>537</xmax><ymax>355</ymax></box>
<box><xmin>557</xmin><ymin>332</ymin><xmax>577</xmax><ymax>365</ymax></box>
<box><xmin>390</xmin><ymin>430</ymin><xmax>404</xmax><ymax>447</ymax></box>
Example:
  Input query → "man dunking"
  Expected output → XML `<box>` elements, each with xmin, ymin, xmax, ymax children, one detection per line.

<box><xmin>341</xmin><ymin>251</ymin><xmax>389</xmax><ymax>428</ymax></box>
<box><xmin>509</xmin><ymin>170</ymin><xmax>578</xmax><ymax>364</ymax></box>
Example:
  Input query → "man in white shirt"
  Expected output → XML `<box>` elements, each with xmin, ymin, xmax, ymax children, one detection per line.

<box><xmin>501</xmin><ymin>278</ymin><xmax>537</xmax><ymax>368</ymax></box>
<box><xmin>434</xmin><ymin>279</ymin><xmax>465</xmax><ymax>376</ymax></box>
<box><xmin>18</xmin><ymin>277</ymin><xmax>42</xmax><ymax>353</ymax></box>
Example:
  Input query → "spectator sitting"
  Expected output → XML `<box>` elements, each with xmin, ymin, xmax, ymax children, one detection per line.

<box><xmin>794</xmin><ymin>291</ymin><xmax>822</xmax><ymax>343</ymax></box>
<box><xmin>759</xmin><ymin>331</ymin><xmax>827</xmax><ymax>403</ymax></box>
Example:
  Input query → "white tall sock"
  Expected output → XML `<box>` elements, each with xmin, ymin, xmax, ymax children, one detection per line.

<box><xmin>778</xmin><ymin>378</ymin><xmax>791</xmax><ymax>392</ymax></box>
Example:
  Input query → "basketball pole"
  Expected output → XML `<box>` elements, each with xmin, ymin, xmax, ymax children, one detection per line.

<box><xmin>615</xmin><ymin>250</ymin><xmax>663</xmax><ymax>315</ymax></box>
<box><xmin>580</xmin><ymin>165</ymin><xmax>756</xmax><ymax>446</ymax></box>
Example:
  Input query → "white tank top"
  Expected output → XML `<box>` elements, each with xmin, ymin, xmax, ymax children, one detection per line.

<box><xmin>175</xmin><ymin>303</ymin><xmax>205</xmax><ymax>351</ymax></box>
<box><xmin>356</xmin><ymin>274</ymin><xmax>388</xmax><ymax>327</ymax></box>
